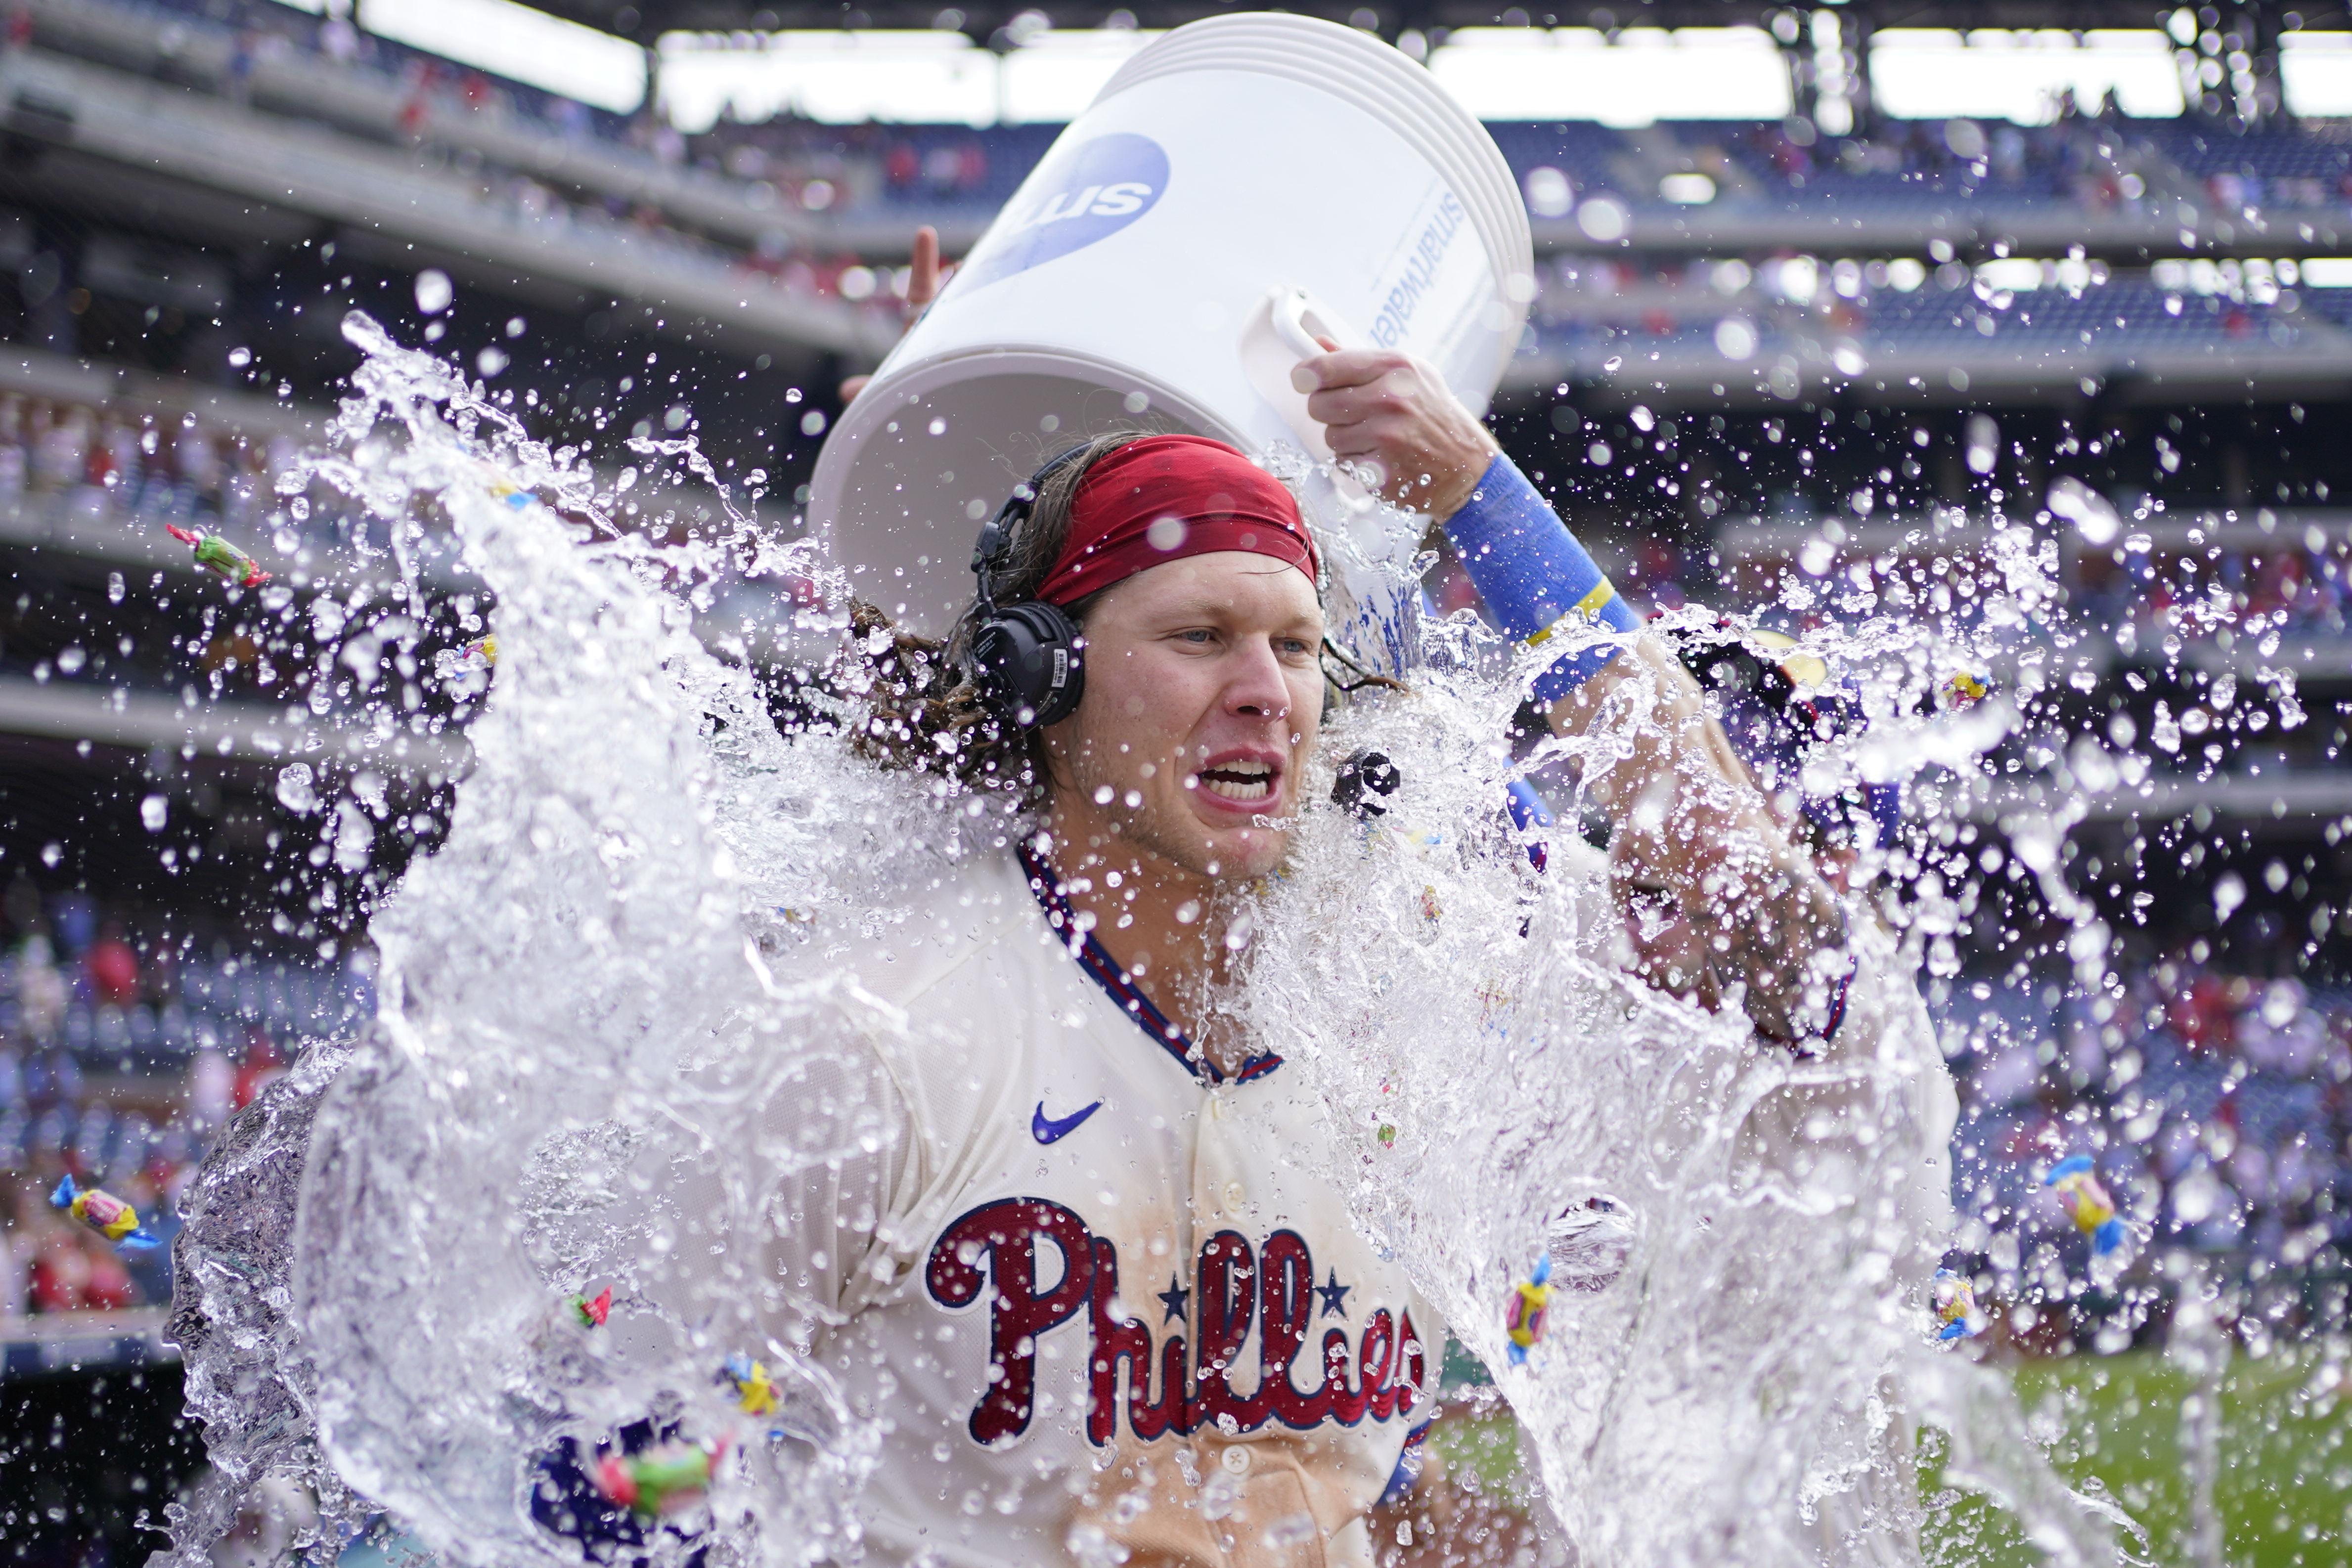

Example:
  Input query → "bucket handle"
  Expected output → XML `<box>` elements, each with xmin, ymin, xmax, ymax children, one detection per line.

<box><xmin>1266</xmin><ymin>287</ymin><xmax>1361</xmax><ymax>371</ymax></box>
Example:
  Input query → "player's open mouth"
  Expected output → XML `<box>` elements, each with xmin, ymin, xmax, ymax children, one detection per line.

<box><xmin>1197</xmin><ymin>757</ymin><xmax>1280</xmax><ymax>804</ymax></box>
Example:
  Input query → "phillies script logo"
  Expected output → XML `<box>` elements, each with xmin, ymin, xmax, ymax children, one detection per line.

<box><xmin>954</xmin><ymin>132</ymin><xmax>1168</xmax><ymax>294</ymax></box>
<box><xmin>925</xmin><ymin>1197</ymin><xmax>1426</xmax><ymax>1447</ymax></box>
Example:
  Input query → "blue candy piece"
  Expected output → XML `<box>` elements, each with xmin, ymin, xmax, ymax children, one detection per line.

<box><xmin>1504</xmin><ymin>780</ymin><xmax>1552</xmax><ymax>871</ymax></box>
<box><xmin>2044</xmin><ymin>1153</ymin><xmax>2096</xmax><ymax>1185</ymax></box>
<box><xmin>2092</xmin><ymin>1218</ymin><xmax>2126</xmax><ymax>1256</ymax></box>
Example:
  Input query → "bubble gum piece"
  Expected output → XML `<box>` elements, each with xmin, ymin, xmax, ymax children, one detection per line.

<box><xmin>2045</xmin><ymin>1155</ymin><xmax>2124</xmax><ymax>1254</ymax></box>
<box><xmin>1930</xmin><ymin>1268</ymin><xmax>1983</xmax><ymax>1343</ymax></box>
<box><xmin>571</xmin><ymin>1287</ymin><xmax>611</xmax><ymax>1328</ymax></box>
<box><xmin>1503</xmin><ymin>1254</ymin><xmax>1553</xmax><ymax>1366</ymax></box>
<box><xmin>1938</xmin><ymin>669</ymin><xmax>1993</xmax><ymax>710</ymax></box>
<box><xmin>435</xmin><ymin>636</ymin><xmax>498</xmax><ymax>687</ymax></box>
<box><xmin>472</xmin><ymin>462</ymin><xmax>540</xmax><ymax>512</ymax></box>
<box><xmin>592</xmin><ymin>1437</ymin><xmax>727</xmax><ymax>1517</ymax></box>
<box><xmin>165</xmin><ymin>523</ymin><xmax>271</xmax><ymax>588</ymax></box>
<box><xmin>723</xmin><ymin>1352</ymin><xmax>780</xmax><ymax>1417</ymax></box>
<box><xmin>51</xmin><ymin>1176</ymin><xmax>161</xmax><ymax>1250</ymax></box>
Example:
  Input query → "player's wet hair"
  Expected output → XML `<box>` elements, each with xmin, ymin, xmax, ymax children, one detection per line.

<box><xmin>848</xmin><ymin>429</ymin><xmax>1145</xmax><ymax>804</ymax></box>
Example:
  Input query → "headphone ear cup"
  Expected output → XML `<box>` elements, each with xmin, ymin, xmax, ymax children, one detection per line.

<box><xmin>971</xmin><ymin>601</ymin><xmax>1085</xmax><ymax>729</ymax></box>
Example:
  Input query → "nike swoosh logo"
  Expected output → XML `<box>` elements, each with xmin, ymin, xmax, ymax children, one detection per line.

<box><xmin>1032</xmin><ymin>1099</ymin><xmax>1103</xmax><ymax>1145</ymax></box>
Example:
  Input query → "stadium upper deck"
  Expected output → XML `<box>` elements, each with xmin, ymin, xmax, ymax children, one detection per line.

<box><xmin>17</xmin><ymin>0</ymin><xmax>2352</xmax><ymax>417</ymax></box>
<box><xmin>19</xmin><ymin>0</ymin><xmax>2352</xmax><ymax>263</ymax></box>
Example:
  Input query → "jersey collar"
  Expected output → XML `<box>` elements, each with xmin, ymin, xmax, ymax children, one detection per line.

<box><xmin>1016</xmin><ymin>841</ymin><xmax>1284</xmax><ymax>1088</ymax></box>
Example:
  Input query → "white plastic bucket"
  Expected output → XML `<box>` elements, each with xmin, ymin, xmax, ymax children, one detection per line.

<box><xmin>808</xmin><ymin>12</ymin><xmax>1533</xmax><ymax>667</ymax></box>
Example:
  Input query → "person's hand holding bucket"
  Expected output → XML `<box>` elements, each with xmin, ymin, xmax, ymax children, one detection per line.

<box><xmin>1294</xmin><ymin>346</ymin><xmax>1501</xmax><ymax>521</ymax></box>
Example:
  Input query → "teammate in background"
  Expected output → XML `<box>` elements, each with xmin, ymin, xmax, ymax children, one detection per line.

<box><xmin>1297</xmin><ymin>346</ymin><xmax>1853</xmax><ymax>1044</ymax></box>
<box><xmin>1300</xmin><ymin>346</ymin><xmax>1955</xmax><ymax>1563</ymax></box>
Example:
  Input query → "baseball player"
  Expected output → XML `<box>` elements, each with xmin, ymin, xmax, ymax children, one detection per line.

<box><xmin>548</xmin><ymin>353</ymin><xmax>1873</xmax><ymax>1567</ymax></box>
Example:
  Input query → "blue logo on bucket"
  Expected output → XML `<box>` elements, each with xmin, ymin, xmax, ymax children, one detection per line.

<box><xmin>956</xmin><ymin>132</ymin><xmax>1168</xmax><ymax>292</ymax></box>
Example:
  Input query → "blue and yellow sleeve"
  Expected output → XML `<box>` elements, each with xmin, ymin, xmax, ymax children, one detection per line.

<box><xmin>1441</xmin><ymin>454</ymin><xmax>1641</xmax><ymax>701</ymax></box>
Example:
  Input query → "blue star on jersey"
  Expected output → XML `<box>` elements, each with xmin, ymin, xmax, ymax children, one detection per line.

<box><xmin>1317</xmin><ymin>1268</ymin><xmax>1352</xmax><ymax>1319</ymax></box>
<box><xmin>1158</xmin><ymin>1276</ymin><xmax>1190</xmax><ymax>1324</ymax></box>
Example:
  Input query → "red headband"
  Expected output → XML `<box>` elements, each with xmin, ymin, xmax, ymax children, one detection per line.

<box><xmin>1034</xmin><ymin>435</ymin><xmax>1319</xmax><ymax>607</ymax></box>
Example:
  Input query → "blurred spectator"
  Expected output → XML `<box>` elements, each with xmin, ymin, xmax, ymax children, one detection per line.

<box><xmin>232</xmin><ymin>1031</ymin><xmax>283</xmax><ymax>1112</ymax></box>
<box><xmin>320</xmin><ymin>1</ymin><xmax>357</xmax><ymax>67</ymax></box>
<box><xmin>52</xmin><ymin>894</ymin><xmax>97</xmax><ymax>959</ymax></box>
<box><xmin>27</xmin><ymin>1223</ymin><xmax>90</xmax><ymax>1313</ymax></box>
<box><xmin>2169</xmin><ymin>970</ymin><xmax>2242</xmax><ymax>1054</ymax></box>
<box><xmin>1</xmin><ymin>1176</ymin><xmax>34</xmax><ymax>1315</ymax></box>
<box><xmin>1949</xmin><ymin>946</ymin><xmax>2352</xmax><ymax>1305</ymax></box>
<box><xmin>80</xmin><ymin>1232</ymin><xmax>137</xmax><ymax>1311</ymax></box>
<box><xmin>189</xmin><ymin>1044</ymin><xmax>234</xmax><ymax>1134</ymax></box>
<box><xmin>18</xmin><ymin>937</ymin><xmax>66</xmax><ymax>1042</ymax></box>
<box><xmin>227</xmin><ymin>28</ymin><xmax>257</xmax><ymax>107</ymax></box>
<box><xmin>87</xmin><ymin>924</ymin><xmax>139</xmax><ymax>1008</ymax></box>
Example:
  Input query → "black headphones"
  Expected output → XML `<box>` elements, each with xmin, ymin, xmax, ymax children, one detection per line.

<box><xmin>966</xmin><ymin>442</ymin><xmax>1097</xmax><ymax>730</ymax></box>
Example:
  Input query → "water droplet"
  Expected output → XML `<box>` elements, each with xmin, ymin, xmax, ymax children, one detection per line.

<box><xmin>275</xmin><ymin>763</ymin><xmax>319</xmax><ymax>815</ymax></box>
<box><xmin>414</xmin><ymin>269</ymin><xmax>453</xmax><ymax>315</ymax></box>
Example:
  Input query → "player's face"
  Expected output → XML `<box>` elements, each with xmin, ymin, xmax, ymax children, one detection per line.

<box><xmin>1618</xmin><ymin>880</ymin><xmax>1718</xmax><ymax>1007</ymax></box>
<box><xmin>1045</xmin><ymin>551</ymin><xmax>1324</xmax><ymax>885</ymax></box>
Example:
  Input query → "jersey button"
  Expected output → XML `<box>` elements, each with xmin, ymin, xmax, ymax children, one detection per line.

<box><xmin>1223</xmin><ymin>1180</ymin><xmax>1247</xmax><ymax>1213</ymax></box>
<box><xmin>1220</xmin><ymin>1445</ymin><xmax>1252</xmax><ymax>1476</ymax></box>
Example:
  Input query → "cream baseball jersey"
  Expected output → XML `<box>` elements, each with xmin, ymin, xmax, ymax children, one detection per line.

<box><xmin>779</xmin><ymin>843</ymin><xmax>1443</xmax><ymax>1568</ymax></box>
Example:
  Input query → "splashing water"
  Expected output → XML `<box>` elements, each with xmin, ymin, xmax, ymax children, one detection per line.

<box><xmin>1244</xmin><ymin>655</ymin><xmax>2128</xmax><ymax>1566</ymax></box>
<box><xmin>161</xmin><ymin>310</ymin><xmax>2145</xmax><ymax>1568</ymax></box>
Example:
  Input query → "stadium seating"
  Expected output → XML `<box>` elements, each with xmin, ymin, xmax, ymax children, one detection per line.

<box><xmin>1944</xmin><ymin>968</ymin><xmax>2352</xmax><ymax>1272</ymax></box>
<box><xmin>28</xmin><ymin>0</ymin><xmax>2352</xmax><ymax>261</ymax></box>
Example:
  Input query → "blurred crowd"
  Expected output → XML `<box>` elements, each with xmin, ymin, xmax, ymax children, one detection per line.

<box><xmin>1731</xmin><ymin>109</ymin><xmax>2097</xmax><ymax>198</ymax></box>
<box><xmin>0</xmin><ymin>392</ymin><xmax>289</xmax><ymax>529</ymax></box>
<box><xmin>0</xmin><ymin>878</ymin><xmax>355</xmax><ymax>1321</ymax></box>
<box><xmin>1951</xmin><ymin>953</ymin><xmax>2352</xmax><ymax>1294</ymax></box>
<box><xmin>2073</xmin><ymin>530</ymin><xmax>2349</xmax><ymax>644</ymax></box>
<box><xmin>33</xmin><ymin>0</ymin><xmax>2352</xmax><ymax>327</ymax></box>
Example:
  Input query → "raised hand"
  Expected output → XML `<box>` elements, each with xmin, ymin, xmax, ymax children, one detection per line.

<box><xmin>839</xmin><ymin>226</ymin><xmax>947</xmax><ymax>403</ymax></box>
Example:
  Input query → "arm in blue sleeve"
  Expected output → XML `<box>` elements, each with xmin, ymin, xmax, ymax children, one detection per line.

<box><xmin>1441</xmin><ymin>453</ymin><xmax>1642</xmax><ymax>701</ymax></box>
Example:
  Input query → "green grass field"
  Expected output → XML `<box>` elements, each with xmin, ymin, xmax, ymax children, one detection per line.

<box><xmin>1925</xmin><ymin>1348</ymin><xmax>2352</xmax><ymax>1568</ymax></box>
<box><xmin>1432</xmin><ymin>1347</ymin><xmax>2352</xmax><ymax>1566</ymax></box>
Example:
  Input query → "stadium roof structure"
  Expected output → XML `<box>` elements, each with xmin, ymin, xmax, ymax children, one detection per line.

<box><xmin>532</xmin><ymin>0</ymin><xmax>2349</xmax><ymax>45</ymax></box>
